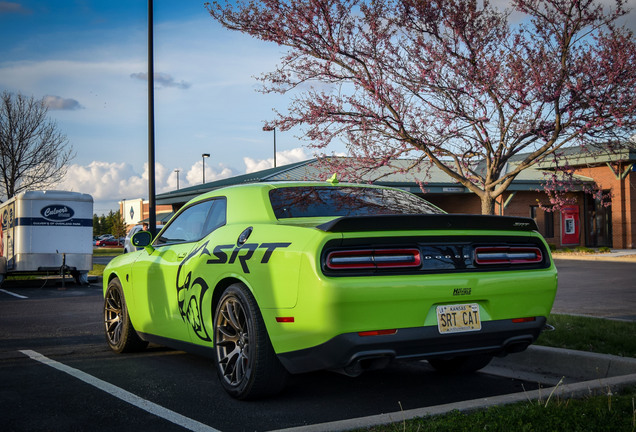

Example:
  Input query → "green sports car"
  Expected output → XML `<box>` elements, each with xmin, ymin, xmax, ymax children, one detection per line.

<box><xmin>103</xmin><ymin>180</ymin><xmax>557</xmax><ymax>399</ymax></box>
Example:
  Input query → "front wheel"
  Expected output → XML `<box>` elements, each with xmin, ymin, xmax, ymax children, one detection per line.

<box><xmin>428</xmin><ymin>354</ymin><xmax>493</xmax><ymax>374</ymax></box>
<box><xmin>213</xmin><ymin>283</ymin><xmax>288</xmax><ymax>400</ymax></box>
<box><xmin>104</xmin><ymin>278</ymin><xmax>148</xmax><ymax>353</ymax></box>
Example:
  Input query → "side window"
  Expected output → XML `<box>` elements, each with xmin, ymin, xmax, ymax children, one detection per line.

<box><xmin>155</xmin><ymin>198</ymin><xmax>226</xmax><ymax>246</ymax></box>
<box><xmin>202</xmin><ymin>198</ymin><xmax>227</xmax><ymax>236</ymax></box>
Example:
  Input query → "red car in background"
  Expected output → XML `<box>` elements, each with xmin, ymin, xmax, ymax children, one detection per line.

<box><xmin>95</xmin><ymin>236</ymin><xmax>121</xmax><ymax>247</ymax></box>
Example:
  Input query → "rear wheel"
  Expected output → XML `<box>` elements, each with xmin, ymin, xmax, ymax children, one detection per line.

<box><xmin>104</xmin><ymin>278</ymin><xmax>147</xmax><ymax>353</ymax></box>
<box><xmin>213</xmin><ymin>283</ymin><xmax>288</xmax><ymax>400</ymax></box>
<box><xmin>428</xmin><ymin>354</ymin><xmax>493</xmax><ymax>374</ymax></box>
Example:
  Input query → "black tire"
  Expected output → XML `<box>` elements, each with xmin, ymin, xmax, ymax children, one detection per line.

<box><xmin>213</xmin><ymin>283</ymin><xmax>288</xmax><ymax>400</ymax></box>
<box><xmin>104</xmin><ymin>278</ymin><xmax>148</xmax><ymax>353</ymax></box>
<box><xmin>428</xmin><ymin>354</ymin><xmax>493</xmax><ymax>374</ymax></box>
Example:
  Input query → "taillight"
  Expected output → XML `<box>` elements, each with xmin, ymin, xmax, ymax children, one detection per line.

<box><xmin>326</xmin><ymin>248</ymin><xmax>421</xmax><ymax>270</ymax></box>
<box><xmin>474</xmin><ymin>246</ymin><xmax>543</xmax><ymax>265</ymax></box>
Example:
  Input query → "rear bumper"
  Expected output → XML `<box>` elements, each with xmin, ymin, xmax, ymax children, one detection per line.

<box><xmin>277</xmin><ymin>317</ymin><xmax>546</xmax><ymax>374</ymax></box>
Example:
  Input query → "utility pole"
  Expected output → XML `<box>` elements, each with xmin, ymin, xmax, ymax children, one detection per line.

<box><xmin>147</xmin><ymin>0</ymin><xmax>157</xmax><ymax>237</ymax></box>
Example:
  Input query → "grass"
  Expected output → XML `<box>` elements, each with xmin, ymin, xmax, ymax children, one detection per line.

<box><xmin>537</xmin><ymin>314</ymin><xmax>636</xmax><ymax>358</ymax></box>
<box><xmin>552</xmin><ymin>246</ymin><xmax>605</xmax><ymax>254</ymax></box>
<box><xmin>89</xmin><ymin>264</ymin><xmax>105</xmax><ymax>277</ymax></box>
<box><xmin>359</xmin><ymin>388</ymin><xmax>636</xmax><ymax>431</ymax></box>
<box><xmin>93</xmin><ymin>247</ymin><xmax>123</xmax><ymax>256</ymax></box>
<box><xmin>356</xmin><ymin>314</ymin><xmax>636</xmax><ymax>432</ymax></box>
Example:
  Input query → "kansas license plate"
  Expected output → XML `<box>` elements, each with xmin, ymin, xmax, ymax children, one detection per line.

<box><xmin>437</xmin><ymin>303</ymin><xmax>481</xmax><ymax>334</ymax></box>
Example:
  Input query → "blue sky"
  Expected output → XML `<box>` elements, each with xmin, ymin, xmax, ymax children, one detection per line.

<box><xmin>0</xmin><ymin>1</ymin><xmax>313</xmax><ymax>214</ymax></box>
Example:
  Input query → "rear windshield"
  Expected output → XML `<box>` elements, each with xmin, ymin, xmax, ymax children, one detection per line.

<box><xmin>269</xmin><ymin>186</ymin><xmax>443</xmax><ymax>219</ymax></box>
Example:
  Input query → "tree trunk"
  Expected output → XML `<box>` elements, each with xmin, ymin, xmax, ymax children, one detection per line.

<box><xmin>481</xmin><ymin>193</ymin><xmax>496</xmax><ymax>215</ymax></box>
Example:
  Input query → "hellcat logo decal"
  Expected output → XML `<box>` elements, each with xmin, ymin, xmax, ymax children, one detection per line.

<box><xmin>175</xmin><ymin>240</ymin><xmax>292</xmax><ymax>342</ymax></box>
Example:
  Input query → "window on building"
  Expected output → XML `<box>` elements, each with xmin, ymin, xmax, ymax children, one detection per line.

<box><xmin>543</xmin><ymin>210</ymin><xmax>554</xmax><ymax>238</ymax></box>
<box><xmin>530</xmin><ymin>205</ymin><xmax>554</xmax><ymax>238</ymax></box>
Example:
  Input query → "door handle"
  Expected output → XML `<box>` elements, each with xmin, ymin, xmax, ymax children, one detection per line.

<box><xmin>178</xmin><ymin>252</ymin><xmax>187</xmax><ymax>259</ymax></box>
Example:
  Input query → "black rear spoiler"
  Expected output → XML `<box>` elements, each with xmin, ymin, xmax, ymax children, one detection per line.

<box><xmin>316</xmin><ymin>214</ymin><xmax>539</xmax><ymax>233</ymax></box>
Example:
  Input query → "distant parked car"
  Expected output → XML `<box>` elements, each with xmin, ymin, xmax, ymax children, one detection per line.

<box><xmin>123</xmin><ymin>224</ymin><xmax>164</xmax><ymax>253</ymax></box>
<box><xmin>95</xmin><ymin>237</ymin><xmax>120</xmax><ymax>247</ymax></box>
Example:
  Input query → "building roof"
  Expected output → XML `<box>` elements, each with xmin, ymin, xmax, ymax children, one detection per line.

<box><xmin>535</xmin><ymin>143</ymin><xmax>636</xmax><ymax>169</ymax></box>
<box><xmin>157</xmin><ymin>147</ymin><xmax>611</xmax><ymax>207</ymax></box>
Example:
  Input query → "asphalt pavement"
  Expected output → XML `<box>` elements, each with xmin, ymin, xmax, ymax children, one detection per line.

<box><xmin>1</xmin><ymin>249</ymin><xmax>634</xmax><ymax>431</ymax></box>
<box><xmin>552</xmin><ymin>250</ymin><xmax>636</xmax><ymax>321</ymax></box>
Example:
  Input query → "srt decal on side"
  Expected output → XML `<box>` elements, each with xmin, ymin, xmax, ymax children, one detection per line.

<box><xmin>207</xmin><ymin>242</ymin><xmax>292</xmax><ymax>273</ymax></box>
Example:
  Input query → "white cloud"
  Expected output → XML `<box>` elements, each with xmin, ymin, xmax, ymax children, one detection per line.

<box><xmin>0</xmin><ymin>2</ymin><xmax>29</xmax><ymax>14</ymax></box>
<box><xmin>56</xmin><ymin>147</ymin><xmax>311</xmax><ymax>214</ymax></box>
<box><xmin>43</xmin><ymin>94</ymin><xmax>84</xmax><ymax>110</ymax></box>
<box><xmin>244</xmin><ymin>148</ymin><xmax>311</xmax><ymax>173</ymax></box>
<box><xmin>185</xmin><ymin>160</ymin><xmax>235</xmax><ymax>186</ymax></box>
<box><xmin>130</xmin><ymin>72</ymin><xmax>192</xmax><ymax>89</ymax></box>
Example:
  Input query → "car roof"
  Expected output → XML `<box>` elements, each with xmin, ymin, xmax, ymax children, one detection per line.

<box><xmin>193</xmin><ymin>180</ymin><xmax>390</xmax><ymax>201</ymax></box>
<box><xmin>179</xmin><ymin>180</ymin><xmax>416</xmax><ymax>226</ymax></box>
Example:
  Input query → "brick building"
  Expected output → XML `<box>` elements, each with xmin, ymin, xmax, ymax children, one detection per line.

<box><xmin>156</xmin><ymin>146</ymin><xmax>636</xmax><ymax>249</ymax></box>
<box><xmin>118</xmin><ymin>197</ymin><xmax>173</xmax><ymax>231</ymax></box>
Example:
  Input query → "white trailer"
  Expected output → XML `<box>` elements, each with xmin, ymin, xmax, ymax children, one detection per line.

<box><xmin>0</xmin><ymin>191</ymin><xmax>93</xmax><ymax>285</ymax></box>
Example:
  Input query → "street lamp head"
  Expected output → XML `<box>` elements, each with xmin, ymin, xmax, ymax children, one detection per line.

<box><xmin>201</xmin><ymin>153</ymin><xmax>210</xmax><ymax>184</ymax></box>
<box><xmin>263</xmin><ymin>125</ymin><xmax>277</xmax><ymax>168</ymax></box>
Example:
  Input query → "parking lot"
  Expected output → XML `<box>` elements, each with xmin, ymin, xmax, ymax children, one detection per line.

<box><xmin>0</xmin><ymin>256</ymin><xmax>634</xmax><ymax>431</ymax></box>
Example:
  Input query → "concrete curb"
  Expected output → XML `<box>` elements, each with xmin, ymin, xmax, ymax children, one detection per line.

<box><xmin>553</xmin><ymin>249</ymin><xmax>636</xmax><ymax>262</ymax></box>
<box><xmin>270</xmin><ymin>346</ymin><xmax>636</xmax><ymax>432</ymax></box>
<box><xmin>491</xmin><ymin>345</ymin><xmax>636</xmax><ymax>380</ymax></box>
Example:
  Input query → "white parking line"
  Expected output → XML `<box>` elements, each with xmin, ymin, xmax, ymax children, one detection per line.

<box><xmin>0</xmin><ymin>289</ymin><xmax>28</xmax><ymax>299</ymax></box>
<box><xmin>19</xmin><ymin>350</ymin><xmax>221</xmax><ymax>432</ymax></box>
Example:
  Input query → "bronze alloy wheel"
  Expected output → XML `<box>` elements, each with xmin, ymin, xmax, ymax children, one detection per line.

<box><xmin>213</xmin><ymin>283</ymin><xmax>288</xmax><ymax>399</ymax></box>
<box><xmin>215</xmin><ymin>293</ymin><xmax>252</xmax><ymax>387</ymax></box>
<box><xmin>104</xmin><ymin>283</ymin><xmax>124</xmax><ymax>347</ymax></box>
<box><xmin>103</xmin><ymin>278</ymin><xmax>147</xmax><ymax>353</ymax></box>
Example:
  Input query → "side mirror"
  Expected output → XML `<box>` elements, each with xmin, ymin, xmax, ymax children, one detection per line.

<box><xmin>132</xmin><ymin>230</ymin><xmax>153</xmax><ymax>251</ymax></box>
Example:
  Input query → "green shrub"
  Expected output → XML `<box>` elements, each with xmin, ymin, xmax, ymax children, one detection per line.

<box><xmin>574</xmin><ymin>246</ymin><xmax>594</xmax><ymax>254</ymax></box>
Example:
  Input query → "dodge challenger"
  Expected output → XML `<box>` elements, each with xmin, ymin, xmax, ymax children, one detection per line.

<box><xmin>103</xmin><ymin>179</ymin><xmax>557</xmax><ymax>399</ymax></box>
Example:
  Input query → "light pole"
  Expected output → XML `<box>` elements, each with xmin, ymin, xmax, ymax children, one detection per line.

<box><xmin>202</xmin><ymin>153</ymin><xmax>210</xmax><ymax>184</ymax></box>
<box><xmin>174</xmin><ymin>169</ymin><xmax>180</xmax><ymax>190</ymax></box>
<box><xmin>147</xmin><ymin>0</ymin><xmax>157</xmax><ymax>238</ymax></box>
<box><xmin>263</xmin><ymin>126</ymin><xmax>276</xmax><ymax>168</ymax></box>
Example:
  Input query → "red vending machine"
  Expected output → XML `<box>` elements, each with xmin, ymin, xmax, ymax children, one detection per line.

<box><xmin>560</xmin><ymin>205</ymin><xmax>580</xmax><ymax>246</ymax></box>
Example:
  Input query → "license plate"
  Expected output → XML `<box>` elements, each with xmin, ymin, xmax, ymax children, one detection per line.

<box><xmin>436</xmin><ymin>303</ymin><xmax>481</xmax><ymax>334</ymax></box>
